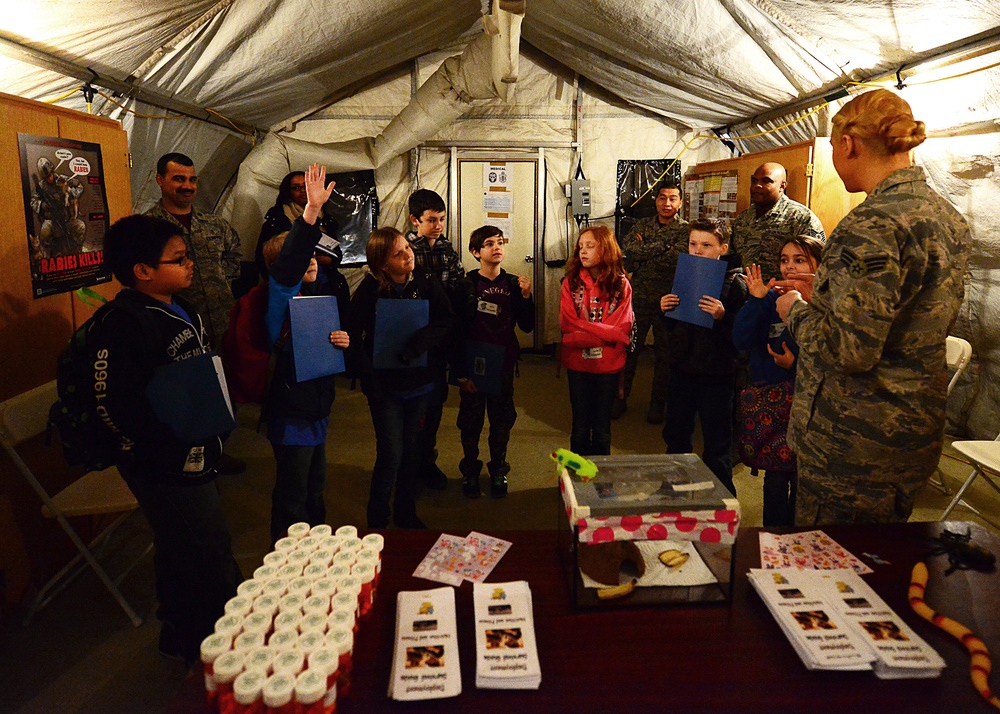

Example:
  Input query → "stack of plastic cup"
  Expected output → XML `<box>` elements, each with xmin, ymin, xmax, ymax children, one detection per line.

<box><xmin>287</xmin><ymin>522</ymin><xmax>311</xmax><ymax>539</ymax></box>
<box><xmin>213</xmin><ymin>650</ymin><xmax>246</xmax><ymax>712</ymax></box>
<box><xmin>308</xmin><ymin>646</ymin><xmax>339</xmax><ymax>714</ymax></box>
<box><xmin>302</xmin><ymin>563</ymin><xmax>328</xmax><ymax>581</ymax></box>
<box><xmin>350</xmin><ymin>562</ymin><xmax>376</xmax><ymax>617</ymax></box>
<box><xmin>309</xmin><ymin>524</ymin><xmax>333</xmax><ymax>538</ymax></box>
<box><xmin>199</xmin><ymin>632</ymin><xmax>231</xmax><ymax>705</ymax></box>
<box><xmin>326</xmin><ymin>625</ymin><xmax>354</xmax><ymax>696</ymax></box>
<box><xmin>295</xmin><ymin>669</ymin><xmax>328</xmax><ymax>713</ymax></box>
<box><xmin>334</xmin><ymin>525</ymin><xmax>357</xmax><ymax>539</ymax></box>
<box><xmin>297</xmin><ymin>630</ymin><xmax>326</xmax><ymax>657</ymax></box>
<box><xmin>278</xmin><ymin>593</ymin><xmax>305</xmax><ymax>615</ymax></box>
<box><xmin>303</xmin><ymin>594</ymin><xmax>331</xmax><ymax>617</ymax></box>
<box><xmin>261</xmin><ymin>672</ymin><xmax>296</xmax><ymax>713</ymax></box>
<box><xmin>236</xmin><ymin>579</ymin><xmax>263</xmax><ymax>600</ymax></box>
<box><xmin>232</xmin><ymin>670</ymin><xmax>265</xmax><ymax>713</ymax></box>
<box><xmin>300</xmin><ymin>612</ymin><xmax>328</xmax><ymax>636</ymax></box>
<box><xmin>233</xmin><ymin>631</ymin><xmax>265</xmax><ymax>652</ymax></box>
<box><xmin>268</xmin><ymin>629</ymin><xmax>299</xmax><ymax>652</ymax></box>
<box><xmin>272</xmin><ymin>649</ymin><xmax>305</xmax><ymax>678</ymax></box>
<box><xmin>244</xmin><ymin>645</ymin><xmax>276</xmax><ymax>676</ymax></box>
<box><xmin>262</xmin><ymin>550</ymin><xmax>287</xmax><ymax>568</ymax></box>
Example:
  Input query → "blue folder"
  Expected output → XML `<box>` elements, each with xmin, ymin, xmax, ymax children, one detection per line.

<box><xmin>289</xmin><ymin>295</ymin><xmax>346</xmax><ymax>382</ymax></box>
<box><xmin>664</xmin><ymin>253</ymin><xmax>728</xmax><ymax>329</ymax></box>
<box><xmin>464</xmin><ymin>340</ymin><xmax>506</xmax><ymax>396</ymax></box>
<box><xmin>145</xmin><ymin>352</ymin><xmax>236</xmax><ymax>442</ymax></box>
<box><xmin>374</xmin><ymin>298</ymin><xmax>429</xmax><ymax>369</ymax></box>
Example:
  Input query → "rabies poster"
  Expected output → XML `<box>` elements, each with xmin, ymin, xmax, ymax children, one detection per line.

<box><xmin>19</xmin><ymin>134</ymin><xmax>112</xmax><ymax>298</ymax></box>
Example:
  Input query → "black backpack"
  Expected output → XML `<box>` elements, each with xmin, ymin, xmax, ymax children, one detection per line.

<box><xmin>48</xmin><ymin>298</ymin><xmax>158</xmax><ymax>471</ymax></box>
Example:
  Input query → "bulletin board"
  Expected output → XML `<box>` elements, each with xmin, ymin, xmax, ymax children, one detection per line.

<box><xmin>0</xmin><ymin>92</ymin><xmax>130</xmax><ymax>401</ymax></box>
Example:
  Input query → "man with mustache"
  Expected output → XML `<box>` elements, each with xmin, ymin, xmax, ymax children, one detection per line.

<box><xmin>146</xmin><ymin>152</ymin><xmax>245</xmax><ymax>475</ymax></box>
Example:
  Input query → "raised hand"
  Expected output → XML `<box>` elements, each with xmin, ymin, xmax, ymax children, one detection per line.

<box><xmin>303</xmin><ymin>163</ymin><xmax>336</xmax><ymax>224</ymax></box>
<box><xmin>745</xmin><ymin>264</ymin><xmax>769</xmax><ymax>299</ymax></box>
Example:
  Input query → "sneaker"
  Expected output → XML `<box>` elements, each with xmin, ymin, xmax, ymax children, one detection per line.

<box><xmin>490</xmin><ymin>471</ymin><xmax>508</xmax><ymax>499</ymax></box>
<box><xmin>610</xmin><ymin>398</ymin><xmax>627</xmax><ymax>420</ymax></box>
<box><xmin>216</xmin><ymin>453</ymin><xmax>247</xmax><ymax>475</ymax></box>
<box><xmin>420</xmin><ymin>463</ymin><xmax>449</xmax><ymax>490</ymax></box>
<box><xmin>462</xmin><ymin>474</ymin><xmax>481</xmax><ymax>499</ymax></box>
<box><xmin>646</xmin><ymin>401</ymin><xmax>665</xmax><ymax>424</ymax></box>
<box><xmin>394</xmin><ymin>512</ymin><xmax>427</xmax><ymax>529</ymax></box>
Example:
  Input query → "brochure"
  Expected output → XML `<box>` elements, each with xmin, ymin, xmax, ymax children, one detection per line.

<box><xmin>388</xmin><ymin>586</ymin><xmax>461</xmax><ymax>700</ymax></box>
<box><xmin>749</xmin><ymin>567</ymin><xmax>945</xmax><ymax>678</ymax></box>
<box><xmin>473</xmin><ymin>581</ymin><xmax>541</xmax><ymax>689</ymax></box>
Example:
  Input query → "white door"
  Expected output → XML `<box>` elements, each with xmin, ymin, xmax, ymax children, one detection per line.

<box><xmin>457</xmin><ymin>158</ymin><xmax>539</xmax><ymax>349</ymax></box>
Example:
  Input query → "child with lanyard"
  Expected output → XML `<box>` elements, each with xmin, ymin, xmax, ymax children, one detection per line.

<box><xmin>559</xmin><ymin>226</ymin><xmax>634</xmax><ymax>456</ymax></box>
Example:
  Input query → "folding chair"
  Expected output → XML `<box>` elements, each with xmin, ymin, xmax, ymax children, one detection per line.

<box><xmin>0</xmin><ymin>381</ymin><xmax>145</xmax><ymax>627</ymax></box>
<box><xmin>939</xmin><ymin>432</ymin><xmax>1000</xmax><ymax>527</ymax></box>
<box><xmin>928</xmin><ymin>336</ymin><xmax>973</xmax><ymax>495</ymax></box>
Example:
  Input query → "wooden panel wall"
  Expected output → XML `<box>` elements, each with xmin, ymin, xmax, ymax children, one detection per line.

<box><xmin>0</xmin><ymin>93</ymin><xmax>130</xmax><ymax>612</ymax></box>
<box><xmin>0</xmin><ymin>93</ymin><xmax>128</xmax><ymax>401</ymax></box>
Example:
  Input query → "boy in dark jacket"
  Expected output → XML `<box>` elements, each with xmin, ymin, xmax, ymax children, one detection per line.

<box><xmin>261</xmin><ymin>163</ymin><xmax>349</xmax><ymax>544</ymax></box>
<box><xmin>659</xmin><ymin>219</ymin><xmax>748</xmax><ymax>495</ymax></box>
<box><xmin>456</xmin><ymin>226</ymin><xmax>534</xmax><ymax>498</ymax></box>
<box><xmin>92</xmin><ymin>214</ymin><xmax>242</xmax><ymax>664</ymax></box>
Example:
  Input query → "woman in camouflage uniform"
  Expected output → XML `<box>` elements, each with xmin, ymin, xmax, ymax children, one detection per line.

<box><xmin>776</xmin><ymin>89</ymin><xmax>971</xmax><ymax>525</ymax></box>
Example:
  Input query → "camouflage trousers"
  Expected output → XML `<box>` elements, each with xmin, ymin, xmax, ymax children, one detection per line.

<box><xmin>621</xmin><ymin>304</ymin><xmax>671</xmax><ymax>405</ymax></box>
<box><xmin>793</xmin><ymin>431</ymin><xmax>942</xmax><ymax>525</ymax></box>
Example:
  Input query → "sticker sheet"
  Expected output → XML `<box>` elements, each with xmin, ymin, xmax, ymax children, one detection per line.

<box><xmin>413</xmin><ymin>532</ymin><xmax>513</xmax><ymax>586</ymax></box>
<box><xmin>758</xmin><ymin>530</ymin><xmax>873</xmax><ymax>575</ymax></box>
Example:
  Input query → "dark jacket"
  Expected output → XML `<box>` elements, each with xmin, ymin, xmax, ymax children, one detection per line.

<box><xmin>732</xmin><ymin>289</ymin><xmax>799</xmax><ymax>385</ymax></box>
<box><xmin>456</xmin><ymin>268</ymin><xmax>534</xmax><ymax>376</ymax></box>
<box><xmin>663</xmin><ymin>253</ymin><xmax>748</xmax><ymax>380</ymax></box>
<box><xmin>88</xmin><ymin>289</ymin><xmax>223</xmax><ymax>478</ymax></box>
<box><xmin>346</xmin><ymin>270</ymin><xmax>453</xmax><ymax>399</ymax></box>
<box><xmin>264</xmin><ymin>218</ymin><xmax>350</xmax><ymax>424</ymax></box>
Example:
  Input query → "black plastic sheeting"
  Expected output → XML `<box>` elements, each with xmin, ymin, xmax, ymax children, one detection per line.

<box><xmin>614</xmin><ymin>159</ymin><xmax>682</xmax><ymax>243</ymax></box>
<box><xmin>325</xmin><ymin>169</ymin><xmax>379</xmax><ymax>266</ymax></box>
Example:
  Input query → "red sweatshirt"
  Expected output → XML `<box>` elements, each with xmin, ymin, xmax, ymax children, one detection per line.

<box><xmin>559</xmin><ymin>270</ymin><xmax>634</xmax><ymax>374</ymax></box>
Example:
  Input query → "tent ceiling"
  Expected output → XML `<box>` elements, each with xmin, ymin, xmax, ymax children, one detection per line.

<box><xmin>1</xmin><ymin>1</ymin><xmax>999</xmax><ymax>133</ymax></box>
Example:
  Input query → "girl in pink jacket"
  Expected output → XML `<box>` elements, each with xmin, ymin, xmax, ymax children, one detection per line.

<box><xmin>559</xmin><ymin>226</ymin><xmax>634</xmax><ymax>455</ymax></box>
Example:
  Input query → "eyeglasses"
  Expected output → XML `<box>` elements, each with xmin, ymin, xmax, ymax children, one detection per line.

<box><xmin>157</xmin><ymin>254</ymin><xmax>192</xmax><ymax>266</ymax></box>
<box><xmin>290</xmin><ymin>184</ymin><xmax>307</xmax><ymax>192</ymax></box>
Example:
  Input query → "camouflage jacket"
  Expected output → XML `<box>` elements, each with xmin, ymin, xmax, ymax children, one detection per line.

<box><xmin>622</xmin><ymin>215</ymin><xmax>689</xmax><ymax>311</ymax></box>
<box><xmin>731</xmin><ymin>194</ymin><xmax>825</xmax><ymax>281</ymax></box>
<box><xmin>145</xmin><ymin>202</ymin><xmax>241</xmax><ymax>349</ymax></box>
<box><xmin>785</xmin><ymin>166</ymin><xmax>970</xmax><ymax>475</ymax></box>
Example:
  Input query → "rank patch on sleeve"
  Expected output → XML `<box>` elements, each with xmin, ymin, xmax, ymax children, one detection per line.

<box><xmin>840</xmin><ymin>247</ymin><xmax>890</xmax><ymax>279</ymax></box>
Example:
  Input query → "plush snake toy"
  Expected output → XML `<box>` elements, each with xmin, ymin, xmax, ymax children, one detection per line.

<box><xmin>909</xmin><ymin>561</ymin><xmax>1000</xmax><ymax>710</ymax></box>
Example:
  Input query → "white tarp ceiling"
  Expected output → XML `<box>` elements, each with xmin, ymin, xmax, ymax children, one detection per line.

<box><xmin>2</xmin><ymin>1</ymin><xmax>999</xmax><ymax>139</ymax></box>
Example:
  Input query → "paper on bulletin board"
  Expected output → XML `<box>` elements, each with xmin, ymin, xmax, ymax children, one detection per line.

<box><xmin>483</xmin><ymin>190</ymin><xmax>513</xmax><ymax>213</ymax></box>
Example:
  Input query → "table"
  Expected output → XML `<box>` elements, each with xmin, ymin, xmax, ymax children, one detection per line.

<box><xmin>169</xmin><ymin>521</ymin><xmax>1000</xmax><ymax>713</ymax></box>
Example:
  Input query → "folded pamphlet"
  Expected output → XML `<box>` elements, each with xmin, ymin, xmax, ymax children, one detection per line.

<box><xmin>388</xmin><ymin>586</ymin><xmax>461</xmax><ymax>701</ymax></box>
<box><xmin>473</xmin><ymin>581</ymin><xmax>541</xmax><ymax>689</ymax></box>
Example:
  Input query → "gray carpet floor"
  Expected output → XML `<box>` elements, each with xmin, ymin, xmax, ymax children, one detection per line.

<box><xmin>1</xmin><ymin>351</ymin><xmax>997</xmax><ymax>713</ymax></box>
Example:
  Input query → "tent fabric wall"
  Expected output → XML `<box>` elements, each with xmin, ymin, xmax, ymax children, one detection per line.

<box><xmin>1</xmin><ymin>1</ymin><xmax>998</xmax><ymax>437</ymax></box>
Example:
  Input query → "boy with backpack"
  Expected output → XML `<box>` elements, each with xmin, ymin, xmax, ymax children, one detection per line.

<box><xmin>87</xmin><ymin>214</ymin><xmax>242</xmax><ymax>664</ymax></box>
<box><xmin>456</xmin><ymin>226</ymin><xmax>534</xmax><ymax>498</ymax></box>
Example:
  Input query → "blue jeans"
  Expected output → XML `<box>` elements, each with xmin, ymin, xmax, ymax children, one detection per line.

<box><xmin>118</xmin><ymin>462</ymin><xmax>242</xmax><ymax>661</ymax></box>
<box><xmin>367</xmin><ymin>392</ymin><xmax>430</xmax><ymax>527</ymax></box>
<box><xmin>270</xmin><ymin>443</ymin><xmax>327</xmax><ymax>545</ymax></box>
<box><xmin>567</xmin><ymin>369</ymin><xmax>619</xmax><ymax>456</ymax></box>
<box><xmin>662</xmin><ymin>368</ymin><xmax>736</xmax><ymax>495</ymax></box>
